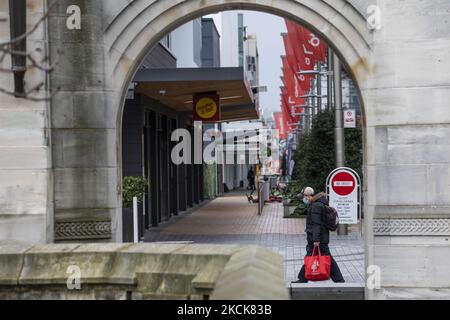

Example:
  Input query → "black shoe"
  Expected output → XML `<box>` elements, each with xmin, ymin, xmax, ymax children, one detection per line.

<box><xmin>291</xmin><ymin>280</ymin><xmax>308</xmax><ymax>284</ymax></box>
<box><xmin>333</xmin><ymin>279</ymin><xmax>346</xmax><ymax>283</ymax></box>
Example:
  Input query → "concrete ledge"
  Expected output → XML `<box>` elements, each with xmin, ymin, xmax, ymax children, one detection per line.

<box><xmin>0</xmin><ymin>241</ymin><xmax>31</xmax><ymax>285</ymax></box>
<box><xmin>0</xmin><ymin>242</ymin><xmax>288</xmax><ymax>300</ymax></box>
<box><xmin>290</xmin><ymin>282</ymin><xmax>365</xmax><ymax>300</ymax></box>
<box><xmin>211</xmin><ymin>246</ymin><xmax>289</xmax><ymax>300</ymax></box>
<box><xmin>371</xmin><ymin>287</ymin><xmax>450</xmax><ymax>300</ymax></box>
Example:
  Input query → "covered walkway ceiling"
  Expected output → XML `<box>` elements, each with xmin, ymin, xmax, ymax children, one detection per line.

<box><xmin>134</xmin><ymin>67</ymin><xmax>259</xmax><ymax>122</ymax></box>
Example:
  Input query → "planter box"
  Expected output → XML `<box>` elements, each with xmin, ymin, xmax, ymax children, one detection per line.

<box><xmin>122</xmin><ymin>207</ymin><xmax>134</xmax><ymax>242</ymax></box>
<box><xmin>283</xmin><ymin>204</ymin><xmax>297</xmax><ymax>217</ymax></box>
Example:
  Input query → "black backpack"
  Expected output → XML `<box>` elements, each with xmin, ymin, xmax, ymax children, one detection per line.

<box><xmin>323</xmin><ymin>205</ymin><xmax>339</xmax><ymax>231</ymax></box>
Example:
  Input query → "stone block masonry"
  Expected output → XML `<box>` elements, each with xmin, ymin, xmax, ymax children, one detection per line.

<box><xmin>0</xmin><ymin>241</ymin><xmax>289</xmax><ymax>300</ymax></box>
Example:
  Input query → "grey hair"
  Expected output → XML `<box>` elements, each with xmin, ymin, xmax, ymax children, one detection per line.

<box><xmin>304</xmin><ymin>187</ymin><xmax>315</xmax><ymax>196</ymax></box>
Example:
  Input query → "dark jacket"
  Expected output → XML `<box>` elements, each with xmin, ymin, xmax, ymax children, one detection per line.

<box><xmin>305</xmin><ymin>192</ymin><xmax>330</xmax><ymax>245</ymax></box>
<box><xmin>247</xmin><ymin>170</ymin><xmax>255</xmax><ymax>182</ymax></box>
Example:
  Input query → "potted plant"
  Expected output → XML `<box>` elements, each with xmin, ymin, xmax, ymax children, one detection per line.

<box><xmin>122</xmin><ymin>176</ymin><xmax>148</xmax><ymax>242</ymax></box>
<box><xmin>287</xmin><ymin>202</ymin><xmax>308</xmax><ymax>218</ymax></box>
<box><xmin>122</xmin><ymin>176</ymin><xmax>148</xmax><ymax>208</ymax></box>
<box><xmin>282</xmin><ymin>180</ymin><xmax>306</xmax><ymax>218</ymax></box>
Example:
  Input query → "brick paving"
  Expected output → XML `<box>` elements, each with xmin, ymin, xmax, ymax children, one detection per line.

<box><xmin>144</xmin><ymin>192</ymin><xmax>365</xmax><ymax>286</ymax></box>
<box><xmin>154</xmin><ymin>192</ymin><xmax>305</xmax><ymax>235</ymax></box>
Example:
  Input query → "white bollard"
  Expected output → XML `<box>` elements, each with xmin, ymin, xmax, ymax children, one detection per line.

<box><xmin>133</xmin><ymin>197</ymin><xmax>138</xmax><ymax>243</ymax></box>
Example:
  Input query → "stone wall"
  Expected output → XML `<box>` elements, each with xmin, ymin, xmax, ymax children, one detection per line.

<box><xmin>0</xmin><ymin>0</ymin><xmax>374</xmax><ymax>245</ymax></box>
<box><xmin>0</xmin><ymin>0</ymin><xmax>450</xmax><ymax>300</ymax></box>
<box><xmin>0</xmin><ymin>241</ymin><xmax>289</xmax><ymax>300</ymax></box>
<box><xmin>45</xmin><ymin>0</ymin><xmax>374</xmax><ymax>243</ymax></box>
<box><xmin>363</xmin><ymin>0</ymin><xmax>450</xmax><ymax>299</ymax></box>
<box><xmin>0</xmin><ymin>0</ymin><xmax>52</xmax><ymax>243</ymax></box>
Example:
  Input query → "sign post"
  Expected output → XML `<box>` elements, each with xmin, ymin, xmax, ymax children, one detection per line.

<box><xmin>326</xmin><ymin>167</ymin><xmax>362</xmax><ymax>237</ymax></box>
<box><xmin>133</xmin><ymin>196</ymin><xmax>138</xmax><ymax>243</ymax></box>
<box><xmin>344</xmin><ymin>109</ymin><xmax>356</xmax><ymax>128</ymax></box>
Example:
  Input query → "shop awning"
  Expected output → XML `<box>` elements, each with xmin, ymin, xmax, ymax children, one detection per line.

<box><xmin>133</xmin><ymin>67</ymin><xmax>259</xmax><ymax>122</ymax></box>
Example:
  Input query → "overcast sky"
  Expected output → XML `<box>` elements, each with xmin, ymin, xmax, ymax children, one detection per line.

<box><xmin>206</xmin><ymin>11</ymin><xmax>287</xmax><ymax>118</ymax></box>
<box><xmin>244</xmin><ymin>11</ymin><xmax>286</xmax><ymax>118</ymax></box>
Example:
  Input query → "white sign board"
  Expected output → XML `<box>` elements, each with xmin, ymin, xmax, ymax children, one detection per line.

<box><xmin>344</xmin><ymin>109</ymin><xmax>356</xmax><ymax>128</ymax></box>
<box><xmin>327</xmin><ymin>168</ymin><xmax>360</xmax><ymax>225</ymax></box>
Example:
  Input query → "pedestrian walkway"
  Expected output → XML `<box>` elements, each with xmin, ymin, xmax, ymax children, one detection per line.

<box><xmin>144</xmin><ymin>192</ymin><xmax>365</xmax><ymax>287</ymax></box>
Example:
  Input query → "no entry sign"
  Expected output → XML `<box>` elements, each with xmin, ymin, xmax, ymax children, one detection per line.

<box><xmin>331</xmin><ymin>171</ymin><xmax>356</xmax><ymax>196</ymax></box>
<box><xmin>344</xmin><ymin>109</ymin><xmax>356</xmax><ymax>128</ymax></box>
<box><xmin>326</xmin><ymin>167</ymin><xmax>361</xmax><ymax>225</ymax></box>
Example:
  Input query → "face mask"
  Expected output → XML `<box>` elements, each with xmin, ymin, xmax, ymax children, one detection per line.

<box><xmin>303</xmin><ymin>197</ymin><xmax>309</xmax><ymax>205</ymax></box>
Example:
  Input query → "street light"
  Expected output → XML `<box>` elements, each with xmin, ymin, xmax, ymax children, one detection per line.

<box><xmin>298</xmin><ymin>66</ymin><xmax>330</xmax><ymax>113</ymax></box>
<box><xmin>291</xmin><ymin>105</ymin><xmax>313</xmax><ymax>115</ymax></box>
<box><xmin>298</xmin><ymin>70</ymin><xmax>332</xmax><ymax>76</ymax></box>
<box><xmin>333</xmin><ymin>52</ymin><xmax>348</xmax><ymax>236</ymax></box>
<box><xmin>252</xmin><ymin>86</ymin><xmax>268</xmax><ymax>94</ymax></box>
<box><xmin>291</xmin><ymin>105</ymin><xmax>314</xmax><ymax>109</ymax></box>
<box><xmin>291</xmin><ymin>113</ymin><xmax>312</xmax><ymax>117</ymax></box>
<box><xmin>298</xmin><ymin>94</ymin><xmax>327</xmax><ymax>99</ymax></box>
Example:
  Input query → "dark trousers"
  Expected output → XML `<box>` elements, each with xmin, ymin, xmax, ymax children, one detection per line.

<box><xmin>297</xmin><ymin>243</ymin><xmax>345</xmax><ymax>283</ymax></box>
<box><xmin>248</xmin><ymin>180</ymin><xmax>256</xmax><ymax>192</ymax></box>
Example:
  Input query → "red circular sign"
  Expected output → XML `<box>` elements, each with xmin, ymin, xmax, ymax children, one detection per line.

<box><xmin>331</xmin><ymin>171</ymin><xmax>356</xmax><ymax>196</ymax></box>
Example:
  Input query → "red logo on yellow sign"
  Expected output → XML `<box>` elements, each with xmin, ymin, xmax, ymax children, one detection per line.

<box><xmin>193</xmin><ymin>93</ymin><xmax>220</xmax><ymax>122</ymax></box>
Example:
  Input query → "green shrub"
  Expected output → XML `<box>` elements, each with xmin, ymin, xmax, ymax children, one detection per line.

<box><xmin>292</xmin><ymin>110</ymin><xmax>363</xmax><ymax>195</ymax></box>
<box><xmin>293</xmin><ymin>203</ymin><xmax>307</xmax><ymax>216</ymax></box>
<box><xmin>122</xmin><ymin>176</ymin><xmax>148</xmax><ymax>208</ymax></box>
<box><xmin>279</xmin><ymin>180</ymin><xmax>307</xmax><ymax>216</ymax></box>
<box><xmin>283</xmin><ymin>180</ymin><xmax>302</xmax><ymax>205</ymax></box>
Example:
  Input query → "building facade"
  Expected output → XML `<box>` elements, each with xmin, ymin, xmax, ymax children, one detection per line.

<box><xmin>220</xmin><ymin>12</ymin><xmax>267</xmax><ymax>191</ymax></box>
<box><xmin>1</xmin><ymin>0</ymin><xmax>450</xmax><ymax>299</ymax></box>
<box><xmin>121</xmin><ymin>18</ymin><xmax>244</xmax><ymax>241</ymax></box>
<box><xmin>171</xmin><ymin>19</ymin><xmax>203</xmax><ymax>68</ymax></box>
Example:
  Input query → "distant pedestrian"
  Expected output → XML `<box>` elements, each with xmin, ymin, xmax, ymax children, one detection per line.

<box><xmin>294</xmin><ymin>187</ymin><xmax>345</xmax><ymax>283</ymax></box>
<box><xmin>247</xmin><ymin>167</ymin><xmax>256</xmax><ymax>192</ymax></box>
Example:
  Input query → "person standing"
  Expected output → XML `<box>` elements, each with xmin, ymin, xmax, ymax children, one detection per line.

<box><xmin>247</xmin><ymin>167</ymin><xmax>256</xmax><ymax>192</ymax></box>
<box><xmin>294</xmin><ymin>187</ymin><xmax>345</xmax><ymax>283</ymax></box>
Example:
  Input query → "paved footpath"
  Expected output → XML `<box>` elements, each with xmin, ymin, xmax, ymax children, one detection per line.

<box><xmin>144</xmin><ymin>193</ymin><xmax>365</xmax><ymax>286</ymax></box>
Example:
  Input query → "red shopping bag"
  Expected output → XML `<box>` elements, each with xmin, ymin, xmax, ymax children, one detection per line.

<box><xmin>304</xmin><ymin>247</ymin><xmax>331</xmax><ymax>281</ymax></box>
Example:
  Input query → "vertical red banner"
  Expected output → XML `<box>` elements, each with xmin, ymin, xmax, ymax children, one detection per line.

<box><xmin>274</xmin><ymin>112</ymin><xmax>288</xmax><ymax>140</ymax></box>
<box><xmin>281</xmin><ymin>56</ymin><xmax>305</xmax><ymax>121</ymax></box>
<box><xmin>281</xmin><ymin>87</ymin><xmax>300</xmax><ymax>128</ymax></box>
<box><xmin>280</xmin><ymin>19</ymin><xmax>328</xmax><ymax>132</ymax></box>
<box><xmin>285</xmin><ymin>20</ymin><xmax>327</xmax><ymax>67</ymax></box>
<box><xmin>282</xmin><ymin>34</ymin><xmax>311</xmax><ymax>93</ymax></box>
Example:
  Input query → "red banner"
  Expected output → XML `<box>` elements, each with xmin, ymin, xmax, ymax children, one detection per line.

<box><xmin>274</xmin><ymin>112</ymin><xmax>288</xmax><ymax>140</ymax></box>
<box><xmin>284</xmin><ymin>20</ymin><xmax>327</xmax><ymax>95</ymax></box>
<box><xmin>282</xmin><ymin>34</ymin><xmax>311</xmax><ymax>93</ymax></box>
<box><xmin>285</xmin><ymin>19</ymin><xmax>327</xmax><ymax>67</ymax></box>
<box><xmin>280</xmin><ymin>90</ymin><xmax>293</xmax><ymax>124</ymax></box>
<box><xmin>281</xmin><ymin>56</ymin><xmax>305</xmax><ymax>124</ymax></box>
<box><xmin>280</xmin><ymin>52</ymin><xmax>304</xmax><ymax>130</ymax></box>
<box><xmin>282</xmin><ymin>56</ymin><xmax>304</xmax><ymax>103</ymax></box>
<box><xmin>280</xmin><ymin>20</ymin><xmax>328</xmax><ymax>130</ymax></box>
<box><xmin>281</xmin><ymin>88</ymin><xmax>300</xmax><ymax>128</ymax></box>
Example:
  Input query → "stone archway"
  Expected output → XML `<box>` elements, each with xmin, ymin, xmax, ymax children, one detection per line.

<box><xmin>48</xmin><ymin>0</ymin><xmax>374</xmax><ymax>245</ymax></box>
<box><xmin>109</xmin><ymin>0</ymin><xmax>374</xmax><ymax>274</ymax></box>
<box><xmin>1</xmin><ymin>0</ymin><xmax>449</xmax><ymax>299</ymax></box>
